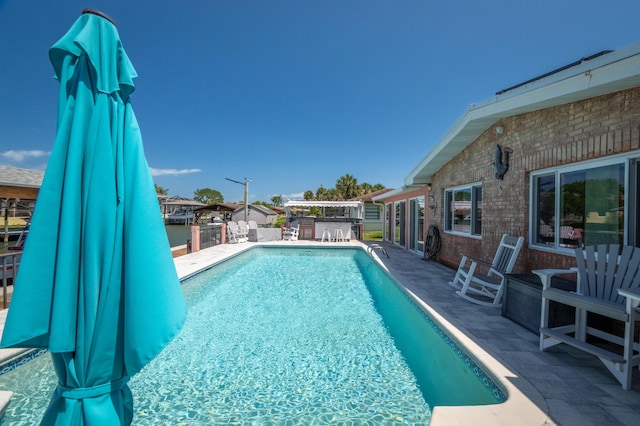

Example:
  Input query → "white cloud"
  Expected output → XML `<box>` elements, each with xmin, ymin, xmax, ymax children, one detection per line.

<box><xmin>280</xmin><ymin>192</ymin><xmax>305</xmax><ymax>200</ymax></box>
<box><xmin>149</xmin><ymin>167</ymin><xmax>202</xmax><ymax>176</ymax></box>
<box><xmin>1</xmin><ymin>150</ymin><xmax>50</xmax><ymax>162</ymax></box>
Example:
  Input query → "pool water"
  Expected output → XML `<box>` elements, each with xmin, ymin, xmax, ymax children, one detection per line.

<box><xmin>0</xmin><ymin>247</ymin><xmax>504</xmax><ymax>425</ymax></box>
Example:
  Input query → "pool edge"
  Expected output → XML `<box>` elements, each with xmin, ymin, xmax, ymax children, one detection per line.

<box><xmin>177</xmin><ymin>241</ymin><xmax>553</xmax><ymax>425</ymax></box>
<box><xmin>362</xmin><ymin>245</ymin><xmax>553</xmax><ymax>425</ymax></box>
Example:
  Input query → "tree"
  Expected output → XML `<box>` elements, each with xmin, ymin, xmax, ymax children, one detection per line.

<box><xmin>335</xmin><ymin>174</ymin><xmax>359</xmax><ymax>200</ymax></box>
<box><xmin>315</xmin><ymin>186</ymin><xmax>328</xmax><ymax>201</ymax></box>
<box><xmin>270</xmin><ymin>195</ymin><xmax>283</xmax><ymax>208</ymax></box>
<box><xmin>155</xmin><ymin>184</ymin><xmax>168</xmax><ymax>195</ymax></box>
<box><xmin>359</xmin><ymin>182</ymin><xmax>373</xmax><ymax>196</ymax></box>
<box><xmin>304</xmin><ymin>176</ymin><xmax>386</xmax><ymax>202</ymax></box>
<box><xmin>193</xmin><ymin>188</ymin><xmax>224</xmax><ymax>204</ymax></box>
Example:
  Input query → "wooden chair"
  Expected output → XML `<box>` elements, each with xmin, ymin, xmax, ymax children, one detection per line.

<box><xmin>449</xmin><ymin>234</ymin><xmax>524</xmax><ymax>307</ymax></box>
<box><xmin>534</xmin><ymin>244</ymin><xmax>640</xmax><ymax>390</ymax></box>
<box><xmin>282</xmin><ymin>224</ymin><xmax>299</xmax><ymax>241</ymax></box>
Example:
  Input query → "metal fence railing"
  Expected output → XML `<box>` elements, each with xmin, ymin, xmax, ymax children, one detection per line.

<box><xmin>1</xmin><ymin>251</ymin><xmax>22</xmax><ymax>309</ymax></box>
<box><xmin>199</xmin><ymin>225</ymin><xmax>222</xmax><ymax>250</ymax></box>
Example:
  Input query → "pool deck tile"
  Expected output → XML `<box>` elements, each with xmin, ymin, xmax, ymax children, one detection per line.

<box><xmin>1</xmin><ymin>240</ymin><xmax>640</xmax><ymax>425</ymax></box>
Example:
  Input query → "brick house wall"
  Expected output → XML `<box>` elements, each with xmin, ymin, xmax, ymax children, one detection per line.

<box><xmin>430</xmin><ymin>87</ymin><xmax>640</xmax><ymax>273</ymax></box>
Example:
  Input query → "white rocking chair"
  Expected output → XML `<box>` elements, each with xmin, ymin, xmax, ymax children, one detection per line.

<box><xmin>449</xmin><ymin>234</ymin><xmax>524</xmax><ymax>307</ymax></box>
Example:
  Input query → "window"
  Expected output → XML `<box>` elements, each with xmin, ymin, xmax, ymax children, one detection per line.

<box><xmin>395</xmin><ymin>201</ymin><xmax>406</xmax><ymax>246</ymax></box>
<box><xmin>364</xmin><ymin>204</ymin><xmax>381</xmax><ymax>220</ymax></box>
<box><xmin>444</xmin><ymin>184</ymin><xmax>482</xmax><ymax>236</ymax></box>
<box><xmin>385</xmin><ymin>203</ymin><xmax>392</xmax><ymax>242</ymax></box>
<box><xmin>409</xmin><ymin>196</ymin><xmax>425</xmax><ymax>253</ymax></box>
<box><xmin>531</xmin><ymin>159</ymin><xmax>626</xmax><ymax>250</ymax></box>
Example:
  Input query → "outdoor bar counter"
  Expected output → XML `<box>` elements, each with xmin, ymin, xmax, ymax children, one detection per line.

<box><xmin>283</xmin><ymin>200</ymin><xmax>365</xmax><ymax>241</ymax></box>
<box><xmin>314</xmin><ymin>218</ymin><xmax>358</xmax><ymax>240</ymax></box>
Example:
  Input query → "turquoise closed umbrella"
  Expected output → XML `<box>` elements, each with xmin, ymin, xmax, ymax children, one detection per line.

<box><xmin>0</xmin><ymin>9</ymin><xmax>186</xmax><ymax>425</ymax></box>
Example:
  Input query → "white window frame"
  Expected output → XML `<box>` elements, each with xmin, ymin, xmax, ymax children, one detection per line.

<box><xmin>529</xmin><ymin>153</ymin><xmax>636</xmax><ymax>254</ymax></box>
<box><xmin>409</xmin><ymin>196</ymin><xmax>425</xmax><ymax>254</ymax></box>
<box><xmin>444</xmin><ymin>182</ymin><xmax>482</xmax><ymax>238</ymax></box>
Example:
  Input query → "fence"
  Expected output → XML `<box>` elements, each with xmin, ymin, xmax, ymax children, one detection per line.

<box><xmin>199</xmin><ymin>225</ymin><xmax>223</xmax><ymax>250</ymax></box>
<box><xmin>1</xmin><ymin>251</ymin><xmax>22</xmax><ymax>309</ymax></box>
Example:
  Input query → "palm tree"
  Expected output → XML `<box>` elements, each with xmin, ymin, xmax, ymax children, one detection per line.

<box><xmin>315</xmin><ymin>186</ymin><xmax>329</xmax><ymax>201</ymax></box>
<box><xmin>155</xmin><ymin>184</ymin><xmax>168</xmax><ymax>195</ymax></box>
<box><xmin>335</xmin><ymin>174</ymin><xmax>359</xmax><ymax>200</ymax></box>
<box><xmin>359</xmin><ymin>182</ymin><xmax>373</xmax><ymax>196</ymax></box>
<box><xmin>270</xmin><ymin>195</ymin><xmax>283</xmax><ymax>208</ymax></box>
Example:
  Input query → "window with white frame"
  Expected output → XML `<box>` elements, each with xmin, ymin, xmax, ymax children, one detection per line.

<box><xmin>444</xmin><ymin>184</ymin><xmax>482</xmax><ymax>236</ymax></box>
<box><xmin>531</xmin><ymin>158</ymin><xmax>627</xmax><ymax>251</ymax></box>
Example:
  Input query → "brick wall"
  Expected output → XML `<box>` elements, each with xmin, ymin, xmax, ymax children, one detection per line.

<box><xmin>430</xmin><ymin>87</ymin><xmax>640</xmax><ymax>272</ymax></box>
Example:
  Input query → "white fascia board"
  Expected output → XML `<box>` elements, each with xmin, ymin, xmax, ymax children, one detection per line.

<box><xmin>404</xmin><ymin>43</ymin><xmax>640</xmax><ymax>186</ymax></box>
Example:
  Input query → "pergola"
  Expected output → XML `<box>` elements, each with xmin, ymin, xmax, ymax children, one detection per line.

<box><xmin>283</xmin><ymin>200</ymin><xmax>364</xmax><ymax>219</ymax></box>
<box><xmin>192</xmin><ymin>203</ymin><xmax>241</xmax><ymax>223</ymax></box>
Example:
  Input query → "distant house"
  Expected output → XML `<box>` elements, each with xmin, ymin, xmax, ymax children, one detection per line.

<box><xmin>350</xmin><ymin>188</ymin><xmax>394</xmax><ymax>233</ymax></box>
<box><xmin>231</xmin><ymin>204</ymin><xmax>278</xmax><ymax>227</ymax></box>
<box><xmin>0</xmin><ymin>165</ymin><xmax>43</xmax><ymax>201</ymax></box>
<box><xmin>0</xmin><ymin>165</ymin><xmax>44</xmax><ymax>235</ymax></box>
<box><xmin>387</xmin><ymin>41</ymin><xmax>640</xmax><ymax>273</ymax></box>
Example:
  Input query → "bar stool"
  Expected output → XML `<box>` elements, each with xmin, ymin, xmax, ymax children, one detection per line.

<box><xmin>334</xmin><ymin>228</ymin><xmax>344</xmax><ymax>242</ymax></box>
<box><xmin>321</xmin><ymin>228</ymin><xmax>331</xmax><ymax>242</ymax></box>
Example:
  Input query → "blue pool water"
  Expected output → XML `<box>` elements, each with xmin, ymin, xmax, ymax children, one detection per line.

<box><xmin>0</xmin><ymin>247</ymin><xmax>504</xmax><ymax>424</ymax></box>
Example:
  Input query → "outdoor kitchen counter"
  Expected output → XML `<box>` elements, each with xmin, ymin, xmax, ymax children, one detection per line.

<box><xmin>314</xmin><ymin>221</ymin><xmax>352</xmax><ymax>240</ymax></box>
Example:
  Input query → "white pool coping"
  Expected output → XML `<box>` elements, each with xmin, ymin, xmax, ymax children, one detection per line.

<box><xmin>0</xmin><ymin>240</ymin><xmax>552</xmax><ymax>425</ymax></box>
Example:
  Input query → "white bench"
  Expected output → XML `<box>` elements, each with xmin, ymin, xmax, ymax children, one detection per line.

<box><xmin>534</xmin><ymin>244</ymin><xmax>640</xmax><ymax>390</ymax></box>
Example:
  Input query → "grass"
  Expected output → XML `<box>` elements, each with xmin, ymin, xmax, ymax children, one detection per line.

<box><xmin>362</xmin><ymin>230</ymin><xmax>383</xmax><ymax>241</ymax></box>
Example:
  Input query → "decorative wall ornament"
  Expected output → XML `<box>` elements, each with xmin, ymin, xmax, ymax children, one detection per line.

<box><xmin>491</xmin><ymin>144</ymin><xmax>512</xmax><ymax>180</ymax></box>
<box><xmin>428</xmin><ymin>194</ymin><xmax>438</xmax><ymax>212</ymax></box>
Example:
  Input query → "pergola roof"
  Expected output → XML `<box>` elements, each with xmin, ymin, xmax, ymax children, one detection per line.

<box><xmin>283</xmin><ymin>200</ymin><xmax>364</xmax><ymax>219</ymax></box>
<box><xmin>192</xmin><ymin>203</ymin><xmax>241</xmax><ymax>222</ymax></box>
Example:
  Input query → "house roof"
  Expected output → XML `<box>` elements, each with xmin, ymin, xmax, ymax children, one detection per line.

<box><xmin>405</xmin><ymin>41</ymin><xmax>640</xmax><ymax>185</ymax></box>
<box><xmin>233</xmin><ymin>204</ymin><xmax>277</xmax><ymax>216</ymax></box>
<box><xmin>0</xmin><ymin>165</ymin><xmax>44</xmax><ymax>188</ymax></box>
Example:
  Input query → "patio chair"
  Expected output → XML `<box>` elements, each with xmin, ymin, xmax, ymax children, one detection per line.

<box><xmin>282</xmin><ymin>224</ymin><xmax>299</xmax><ymax>241</ymax></box>
<box><xmin>449</xmin><ymin>234</ymin><xmax>524</xmax><ymax>307</ymax></box>
<box><xmin>226</xmin><ymin>222</ymin><xmax>248</xmax><ymax>243</ymax></box>
<box><xmin>237</xmin><ymin>220</ymin><xmax>249</xmax><ymax>236</ymax></box>
<box><xmin>534</xmin><ymin>244</ymin><xmax>640</xmax><ymax>390</ymax></box>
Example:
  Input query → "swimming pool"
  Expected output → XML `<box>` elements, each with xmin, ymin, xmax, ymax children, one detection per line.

<box><xmin>0</xmin><ymin>246</ymin><xmax>505</xmax><ymax>424</ymax></box>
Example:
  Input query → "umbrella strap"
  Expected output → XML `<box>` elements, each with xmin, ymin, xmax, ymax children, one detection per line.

<box><xmin>56</xmin><ymin>376</ymin><xmax>130</xmax><ymax>400</ymax></box>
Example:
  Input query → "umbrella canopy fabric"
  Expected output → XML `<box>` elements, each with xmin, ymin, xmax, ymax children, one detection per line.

<box><xmin>1</xmin><ymin>11</ymin><xmax>186</xmax><ymax>425</ymax></box>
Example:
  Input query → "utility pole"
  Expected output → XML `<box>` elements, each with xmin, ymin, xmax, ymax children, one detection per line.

<box><xmin>225</xmin><ymin>177</ymin><xmax>252</xmax><ymax>221</ymax></box>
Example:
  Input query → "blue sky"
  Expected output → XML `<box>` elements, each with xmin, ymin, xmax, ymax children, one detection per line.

<box><xmin>1</xmin><ymin>1</ymin><xmax>638</xmax><ymax>203</ymax></box>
